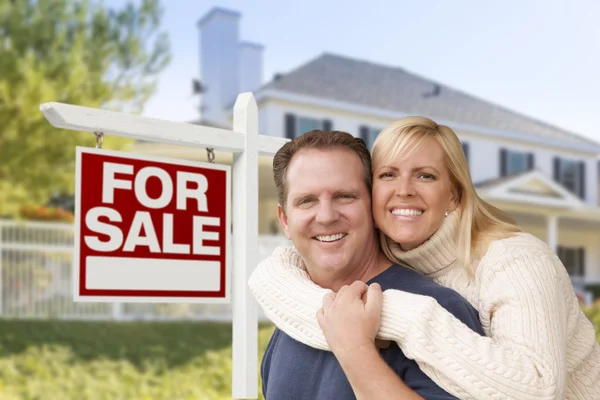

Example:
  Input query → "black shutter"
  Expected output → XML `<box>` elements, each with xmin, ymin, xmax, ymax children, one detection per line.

<box><xmin>284</xmin><ymin>114</ymin><xmax>296</xmax><ymax>139</ymax></box>
<box><xmin>578</xmin><ymin>161</ymin><xmax>586</xmax><ymax>200</ymax></box>
<box><xmin>553</xmin><ymin>157</ymin><xmax>561</xmax><ymax>181</ymax></box>
<box><xmin>557</xmin><ymin>246</ymin><xmax>564</xmax><ymax>264</ymax></box>
<box><xmin>527</xmin><ymin>153</ymin><xmax>535</xmax><ymax>170</ymax></box>
<box><xmin>322</xmin><ymin>119</ymin><xmax>332</xmax><ymax>131</ymax></box>
<box><xmin>500</xmin><ymin>148</ymin><xmax>508</xmax><ymax>177</ymax></box>
<box><xmin>359</xmin><ymin>125</ymin><xmax>370</xmax><ymax>144</ymax></box>
<box><xmin>461</xmin><ymin>142</ymin><xmax>470</xmax><ymax>164</ymax></box>
<box><xmin>578</xmin><ymin>247</ymin><xmax>586</xmax><ymax>276</ymax></box>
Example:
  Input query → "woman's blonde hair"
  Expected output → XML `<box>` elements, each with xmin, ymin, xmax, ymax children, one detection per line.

<box><xmin>372</xmin><ymin>116</ymin><xmax>522</xmax><ymax>274</ymax></box>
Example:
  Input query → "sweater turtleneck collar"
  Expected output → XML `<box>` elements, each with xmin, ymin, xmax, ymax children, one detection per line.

<box><xmin>385</xmin><ymin>209</ymin><xmax>460</xmax><ymax>276</ymax></box>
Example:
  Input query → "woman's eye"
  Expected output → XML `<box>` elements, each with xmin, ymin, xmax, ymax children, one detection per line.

<box><xmin>419</xmin><ymin>173</ymin><xmax>435</xmax><ymax>180</ymax></box>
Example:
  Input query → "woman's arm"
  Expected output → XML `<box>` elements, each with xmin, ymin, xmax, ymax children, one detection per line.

<box><xmin>249</xmin><ymin>247</ymin><xmax>332</xmax><ymax>349</ymax></box>
<box><xmin>249</xmin><ymin>245</ymin><xmax>571</xmax><ymax>400</ymax></box>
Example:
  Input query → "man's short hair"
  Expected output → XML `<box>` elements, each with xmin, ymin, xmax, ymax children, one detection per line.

<box><xmin>273</xmin><ymin>129</ymin><xmax>373</xmax><ymax>210</ymax></box>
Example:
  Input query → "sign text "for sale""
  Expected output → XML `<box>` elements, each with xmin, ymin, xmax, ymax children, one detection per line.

<box><xmin>84</xmin><ymin>162</ymin><xmax>221</xmax><ymax>256</ymax></box>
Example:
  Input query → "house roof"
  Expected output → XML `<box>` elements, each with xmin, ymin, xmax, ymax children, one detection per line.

<box><xmin>261</xmin><ymin>53</ymin><xmax>598</xmax><ymax>149</ymax></box>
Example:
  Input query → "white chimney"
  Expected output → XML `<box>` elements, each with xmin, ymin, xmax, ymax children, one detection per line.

<box><xmin>197</xmin><ymin>8</ymin><xmax>241</xmax><ymax>125</ymax></box>
<box><xmin>239</xmin><ymin>41</ymin><xmax>264</xmax><ymax>94</ymax></box>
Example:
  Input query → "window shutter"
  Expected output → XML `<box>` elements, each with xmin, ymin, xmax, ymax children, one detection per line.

<box><xmin>557</xmin><ymin>246</ymin><xmax>563</xmax><ymax>263</ymax></box>
<box><xmin>359</xmin><ymin>126</ymin><xmax>370</xmax><ymax>144</ymax></box>
<box><xmin>322</xmin><ymin>119</ymin><xmax>332</xmax><ymax>131</ymax></box>
<box><xmin>553</xmin><ymin>157</ymin><xmax>561</xmax><ymax>181</ymax></box>
<box><xmin>578</xmin><ymin>247</ymin><xmax>586</xmax><ymax>276</ymax></box>
<box><xmin>527</xmin><ymin>153</ymin><xmax>535</xmax><ymax>170</ymax></box>
<box><xmin>578</xmin><ymin>161</ymin><xmax>586</xmax><ymax>200</ymax></box>
<box><xmin>500</xmin><ymin>148</ymin><xmax>507</xmax><ymax>176</ymax></box>
<box><xmin>285</xmin><ymin>114</ymin><xmax>296</xmax><ymax>139</ymax></box>
<box><xmin>462</xmin><ymin>142</ymin><xmax>470</xmax><ymax>164</ymax></box>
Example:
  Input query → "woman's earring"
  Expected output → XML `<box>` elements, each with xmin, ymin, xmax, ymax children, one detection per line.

<box><xmin>445</xmin><ymin>210</ymin><xmax>449</xmax><ymax>217</ymax></box>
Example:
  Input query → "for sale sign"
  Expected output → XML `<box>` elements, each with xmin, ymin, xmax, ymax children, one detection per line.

<box><xmin>73</xmin><ymin>147</ymin><xmax>231</xmax><ymax>303</ymax></box>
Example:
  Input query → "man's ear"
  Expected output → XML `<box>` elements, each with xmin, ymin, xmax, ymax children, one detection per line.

<box><xmin>277</xmin><ymin>204</ymin><xmax>291</xmax><ymax>240</ymax></box>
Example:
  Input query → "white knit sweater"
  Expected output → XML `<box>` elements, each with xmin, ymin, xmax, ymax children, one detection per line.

<box><xmin>248</xmin><ymin>212</ymin><xmax>600</xmax><ymax>400</ymax></box>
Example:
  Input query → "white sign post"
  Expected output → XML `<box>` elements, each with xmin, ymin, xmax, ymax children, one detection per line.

<box><xmin>39</xmin><ymin>93</ymin><xmax>289</xmax><ymax>400</ymax></box>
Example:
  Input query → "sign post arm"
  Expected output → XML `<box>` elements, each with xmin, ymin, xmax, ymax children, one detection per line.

<box><xmin>231</xmin><ymin>92</ymin><xmax>259</xmax><ymax>399</ymax></box>
<box><xmin>39</xmin><ymin>102</ymin><xmax>246</xmax><ymax>153</ymax></box>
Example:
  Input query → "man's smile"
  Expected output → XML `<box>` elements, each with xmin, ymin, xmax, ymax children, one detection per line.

<box><xmin>313</xmin><ymin>233</ymin><xmax>348</xmax><ymax>242</ymax></box>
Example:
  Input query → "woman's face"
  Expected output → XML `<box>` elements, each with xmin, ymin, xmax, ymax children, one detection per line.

<box><xmin>372</xmin><ymin>137</ymin><xmax>459</xmax><ymax>250</ymax></box>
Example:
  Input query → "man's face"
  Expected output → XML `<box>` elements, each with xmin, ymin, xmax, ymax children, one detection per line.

<box><xmin>277</xmin><ymin>147</ymin><xmax>375</xmax><ymax>276</ymax></box>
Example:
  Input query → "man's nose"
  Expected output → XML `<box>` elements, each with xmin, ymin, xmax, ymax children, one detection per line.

<box><xmin>395</xmin><ymin>177</ymin><xmax>416</xmax><ymax>197</ymax></box>
<box><xmin>315</xmin><ymin>201</ymin><xmax>339</xmax><ymax>224</ymax></box>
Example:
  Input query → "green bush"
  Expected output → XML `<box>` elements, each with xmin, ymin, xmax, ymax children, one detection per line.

<box><xmin>582</xmin><ymin>303</ymin><xmax>600</xmax><ymax>343</ymax></box>
<box><xmin>0</xmin><ymin>320</ymin><xmax>275</xmax><ymax>400</ymax></box>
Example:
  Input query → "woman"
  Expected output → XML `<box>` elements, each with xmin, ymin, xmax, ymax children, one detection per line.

<box><xmin>249</xmin><ymin>117</ymin><xmax>600</xmax><ymax>400</ymax></box>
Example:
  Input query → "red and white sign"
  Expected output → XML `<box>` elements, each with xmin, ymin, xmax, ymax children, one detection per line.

<box><xmin>73</xmin><ymin>147</ymin><xmax>231</xmax><ymax>303</ymax></box>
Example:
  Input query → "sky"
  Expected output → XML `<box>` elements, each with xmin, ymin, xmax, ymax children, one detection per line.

<box><xmin>106</xmin><ymin>0</ymin><xmax>600</xmax><ymax>143</ymax></box>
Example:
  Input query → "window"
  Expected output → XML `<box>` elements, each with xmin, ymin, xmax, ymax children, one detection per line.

<box><xmin>507</xmin><ymin>151</ymin><xmax>528</xmax><ymax>174</ymax></box>
<box><xmin>557</xmin><ymin>246</ymin><xmax>585</xmax><ymax>277</ymax></box>
<box><xmin>285</xmin><ymin>114</ymin><xmax>332</xmax><ymax>139</ymax></box>
<box><xmin>554</xmin><ymin>158</ymin><xmax>585</xmax><ymax>198</ymax></box>
<box><xmin>359</xmin><ymin>126</ymin><xmax>383</xmax><ymax>150</ymax></box>
<box><xmin>297</xmin><ymin>117</ymin><xmax>321</xmax><ymax>135</ymax></box>
<box><xmin>500</xmin><ymin>149</ymin><xmax>534</xmax><ymax>176</ymax></box>
<box><xmin>558</xmin><ymin>159</ymin><xmax>577</xmax><ymax>193</ymax></box>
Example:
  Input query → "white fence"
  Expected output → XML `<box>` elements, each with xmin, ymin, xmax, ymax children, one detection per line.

<box><xmin>0</xmin><ymin>219</ymin><xmax>291</xmax><ymax>321</ymax></box>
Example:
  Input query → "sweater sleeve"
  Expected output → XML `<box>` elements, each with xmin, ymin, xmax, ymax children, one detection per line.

<box><xmin>249</xmin><ymin>247</ymin><xmax>332</xmax><ymax>350</ymax></box>
<box><xmin>249</xmin><ymin>245</ymin><xmax>569</xmax><ymax>400</ymax></box>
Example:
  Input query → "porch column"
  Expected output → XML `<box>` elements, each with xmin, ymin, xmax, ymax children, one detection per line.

<box><xmin>546</xmin><ymin>214</ymin><xmax>558</xmax><ymax>253</ymax></box>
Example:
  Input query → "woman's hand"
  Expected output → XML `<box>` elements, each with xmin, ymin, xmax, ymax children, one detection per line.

<box><xmin>316</xmin><ymin>281</ymin><xmax>383</xmax><ymax>357</ymax></box>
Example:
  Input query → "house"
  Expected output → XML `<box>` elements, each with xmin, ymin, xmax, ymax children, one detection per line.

<box><xmin>131</xmin><ymin>7</ymin><xmax>600</xmax><ymax>301</ymax></box>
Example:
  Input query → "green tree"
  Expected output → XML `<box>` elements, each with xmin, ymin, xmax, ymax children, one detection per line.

<box><xmin>0</xmin><ymin>0</ymin><xmax>171</xmax><ymax>217</ymax></box>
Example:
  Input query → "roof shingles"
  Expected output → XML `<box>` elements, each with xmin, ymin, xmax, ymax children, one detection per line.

<box><xmin>262</xmin><ymin>53</ymin><xmax>598</xmax><ymax>148</ymax></box>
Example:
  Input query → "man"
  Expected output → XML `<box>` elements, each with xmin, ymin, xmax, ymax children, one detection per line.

<box><xmin>259</xmin><ymin>129</ymin><xmax>484</xmax><ymax>399</ymax></box>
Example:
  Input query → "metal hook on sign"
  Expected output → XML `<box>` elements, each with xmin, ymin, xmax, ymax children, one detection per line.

<box><xmin>206</xmin><ymin>147</ymin><xmax>215</xmax><ymax>163</ymax></box>
<box><xmin>94</xmin><ymin>132</ymin><xmax>104</xmax><ymax>149</ymax></box>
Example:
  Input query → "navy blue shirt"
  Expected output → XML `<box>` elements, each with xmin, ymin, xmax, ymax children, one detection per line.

<box><xmin>261</xmin><ymin>263</ymin><xmax>485</xmax><ymax>400</ymax></box>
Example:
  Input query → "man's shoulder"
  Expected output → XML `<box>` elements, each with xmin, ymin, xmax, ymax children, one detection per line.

<box><xmin>264</xmin><ymin>327</ymin><xmax>283</xmax><ymax>355</ymax></box>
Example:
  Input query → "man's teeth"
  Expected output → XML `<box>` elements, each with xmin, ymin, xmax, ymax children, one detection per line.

<box><xmin>315</xmin><ymin>233</ymin><xmax>346</xmax><ymax>242</ymax></box>
<box><xmin>391</xmin><ymin>209</ymin><xmax>423</xmax><ymax>216</ymax></box>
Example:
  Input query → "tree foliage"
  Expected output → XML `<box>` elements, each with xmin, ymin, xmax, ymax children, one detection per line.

<box><xmin>0</xmin><ymin>0</ymin><xmax>171</xmax><ymax>217</ymax></box>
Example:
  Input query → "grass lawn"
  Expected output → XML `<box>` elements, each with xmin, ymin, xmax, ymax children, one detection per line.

<box><xmin>0</xmin><ymin>320</ymin><xmax>275</xmax><ymax>400</ymax></box>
